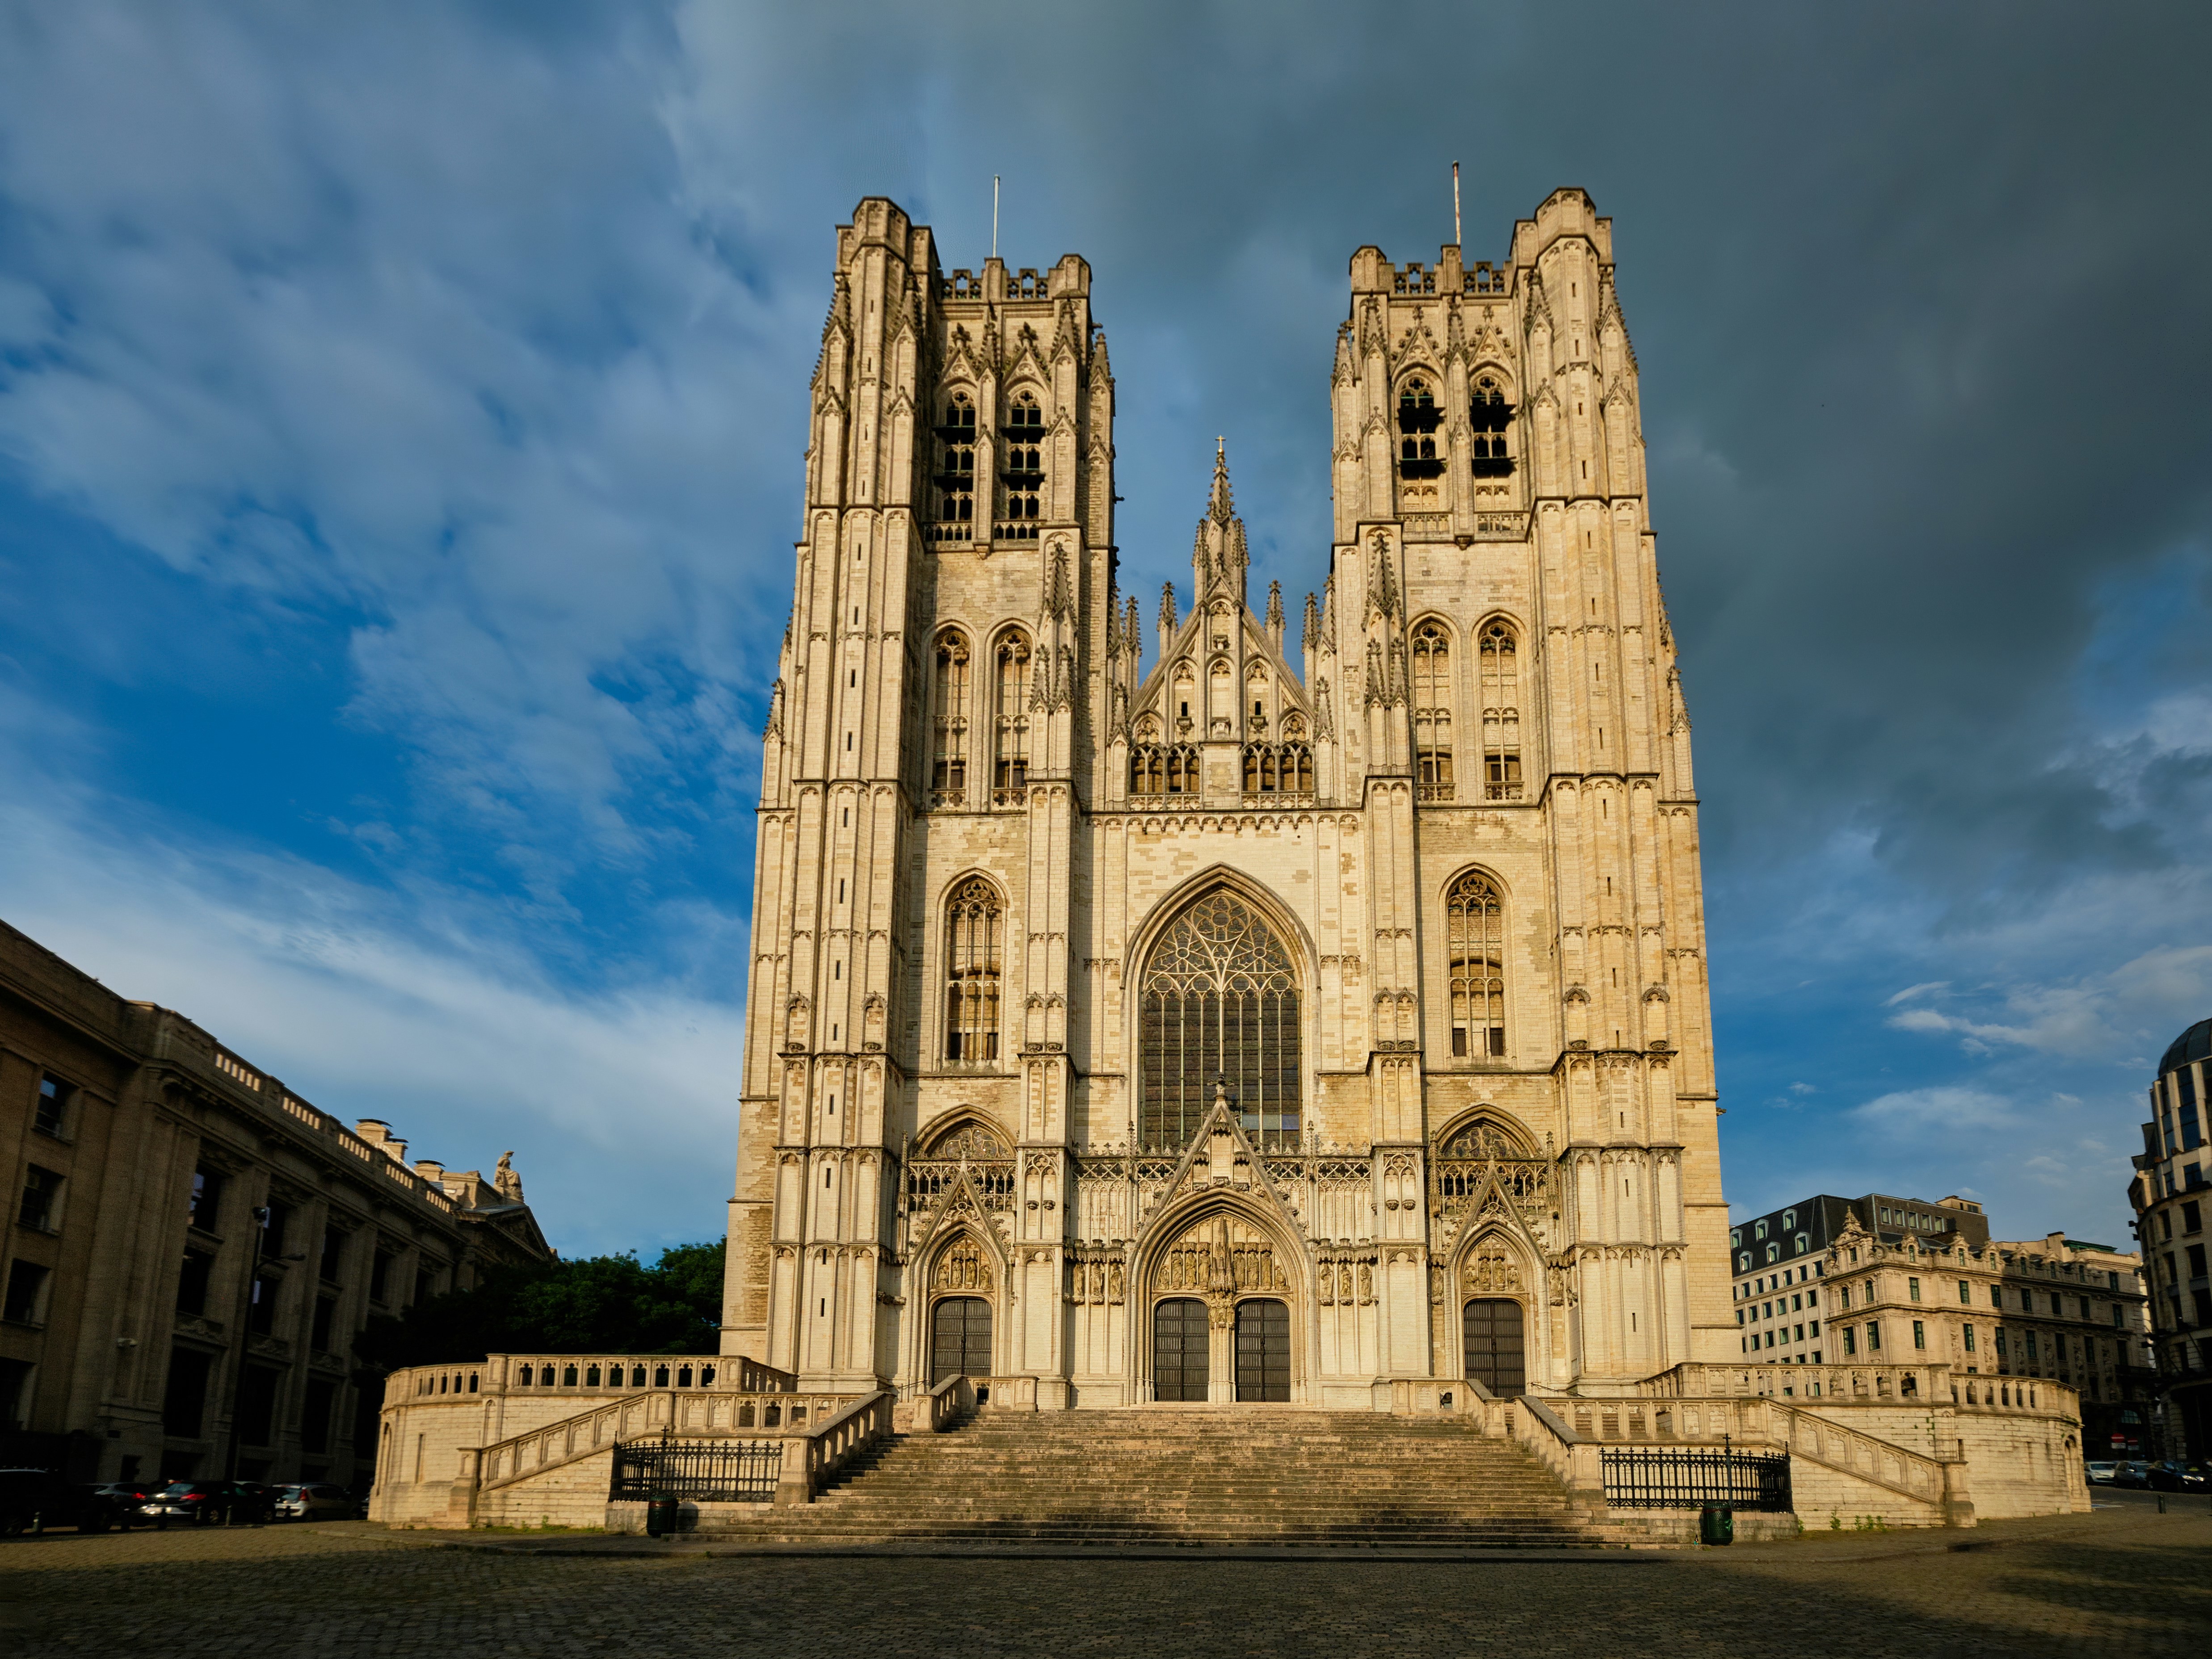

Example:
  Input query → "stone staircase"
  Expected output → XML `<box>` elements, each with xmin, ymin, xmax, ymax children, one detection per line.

<box><xmin>691</xmin><ymin>1407</ymin><xmax>1619</xmax><ymax>1547</ymax></box>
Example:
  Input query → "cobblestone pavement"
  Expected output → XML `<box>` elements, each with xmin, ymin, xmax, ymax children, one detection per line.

<box><xmin>3</xmin><ymin>1496</ymin><xmax>2207</xmax><ymax>1658</ymax></box>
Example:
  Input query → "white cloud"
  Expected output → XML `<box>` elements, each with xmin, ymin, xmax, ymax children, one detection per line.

<box><xmin>0</xmin><ymin>776</ymin><xmax>746</xmax><ymax>1260</ymax></box>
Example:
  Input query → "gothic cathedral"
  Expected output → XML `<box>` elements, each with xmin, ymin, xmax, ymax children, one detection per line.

<box><xmin>722</xmin><ymin>189</ymin><xmax>1737</xmax><ymax>1407</ymax></box>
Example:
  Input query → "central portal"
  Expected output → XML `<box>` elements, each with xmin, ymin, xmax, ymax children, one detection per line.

<box><xmin>1153</xmin><ymin>1298</ymin><xmax>1209</xmax><ymax>1401</ymax></box>
<box><xmin>1234</xmin><ymin>1298</ymin><xmax>1290</xmax><ymax>1401</ymax></box>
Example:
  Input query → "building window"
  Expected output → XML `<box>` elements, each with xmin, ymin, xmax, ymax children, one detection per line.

<box><xmin>1411</xmin><ymin>621</ymin><xmax>1454</xmax><ymax>791</ymax></box>
<box><xmin>300</xmin><ymin>1377</ymin><xmax>336</xmax><ymax>1456</ymax></box>
<box><xmin>2184</xmin><ymin>1200</ymin><xmax>2203</xmax><ymax>1234</ymax></box>
<box><xmin>311</xmin><ymin>1296</ymin><xmax>336</xmax><ymax>1352</ymax></box>
<box><xmin>1842</xmin><ymin>1327</ymin><xmax>1857</xmax><ymax>1356</ymax></box>
<box><xmin>1478</xmin><ymin>620</ymin><xmax>1522</xmax><ymax>800</ymax></box>
<box><xmin>1909</xmin><ymin>1277</ymin><xmax>1922</xmax><ymax>1302</ymax></box>
<box><xmin>176</xmin><ymin>1251</ymin><xmax>214</xmax><ymax>1316</ymax></box>
<box><xmin>934</xmin><ymin>393</ymin><xmax>977</xmax><ymax>533</ymax></box>
<box><xmin>1444</xmin><ymin>870</ymin><xmax>1506</xmax><ymax>1059</ymax></box>
<box><xmin>1397</xmin><ymin>377</ymin><xmax>1443</xmax><ymax>479</ymax></box>
<box><xmin>932</xmin><ymin>631</ymin><xmax>971</xmax><ymax>801</ymax></box>
<box><xmin>3</xmin><ymin>1260</ymin><xmax>49</xmax><ymax>1326</ymax></box>
<box><xmin>247</xmin><ymin>1274</ymin><xmax>278</xmax><ymax>1336</ymax></box>
<box><xmin>261</xmin><ymin>1202</ymin><xmax>291</xmax><ymax>1259</ymax></box>
<box><xmin>1867</xmin><ymin>1320</ymin><xmax>1882</xmax><ymax>1351</ymax></box>
<box><xmin>1964</xmin><ymin>1324</ymin><xmax>1977</xmax><ymax>1352</ymax></box>
<box><xmin>320</xmin><ymin>1226</ymin><xmax>346</xmax><ymax>1285</ymax></box>
<box><xmin>1958</xmin><ymin>1279</ymin><xmax>1971</xmax><ymax>1304</ymax></box>
<box><xmin>1469</xmin><ymin>374</ymin><xmax>1514</xmax><ymax>477</ymax></box>
<box><xmin>945</xmin><ymin>876</ymin><xmax>1003</xmax><ymax>1063</ymax></box>
<box><xmin>1139</xmin><ymin>889</ymin><xmax>1300</xmax><ymax>1149</ymax></box>
<box><xmin>1913</xmin><ymin>1319</ymin><xmax>1926</xmax><ymax>1350</ymax></box>
<box><xmin>34</xmin><ymin>1074</ymin><xmax>72</xmax><ymax>1137</ymax></box>
<box><xmin>1001</xmin><ymin>391</ymin><xmax>1045</xmax><ymax>520</ymax></box>
<box><xmin>1766</xmin><ymin>1243</ymin><xmax>1780</xmax><ymax>1264</ymax></box>
<box><xmin>188</xmin><ymin>1165</ymin><xmax>225</xmax><ymax>1232</ymax></box>
<box><xmin>161</xmin><ymin>1346</ymin><xmax>213</xmax><ymax>1437</ymax></box>
<box><xmin>369</xmin><ymin>1248</ymin><xmax>393</xmax><ymax>1305</ymax></box>
<box><xmin>993</xmin><ymin>633</ymin><xmax>1032</xmax><ymax>796</ymax></box>
<box><xmin>17</xmin><ymin>1167</ymin><xmax>62</xmax><ymax>1233</ymax></box>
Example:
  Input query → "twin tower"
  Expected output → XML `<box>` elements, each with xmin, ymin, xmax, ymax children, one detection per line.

<box><xmin>721</xmin><ymin>189</ymin><xmax>1736</xmax><ymax>1407</ymax></box>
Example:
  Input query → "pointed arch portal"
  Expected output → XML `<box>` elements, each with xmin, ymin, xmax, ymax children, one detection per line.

<box><xmin>1139</xmin><ymin>889</ymin><xmax>1301</xmax><ymax>1149</ymax></box>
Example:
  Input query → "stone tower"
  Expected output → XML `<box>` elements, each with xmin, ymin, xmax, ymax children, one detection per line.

<box><xmin>724</xmin><ymin>189</ymin><xmax>1735</xmax><ymax>1406</ymax></box>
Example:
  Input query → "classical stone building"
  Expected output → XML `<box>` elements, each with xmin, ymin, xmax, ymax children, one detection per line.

<box><xmin>720</xmin><ymin>188</ymin><xmax>1737</xmax><ymax>1407</ymax></box>
<box><xmin>0</xmin><ymin>919</ymin><xmax>550</xmax><ymax>1486</ymax></box>
<box><xmin>2132</xmin><ymin>1016</ymin><xmax>2211</xmax><ymax>1458</ymax></box>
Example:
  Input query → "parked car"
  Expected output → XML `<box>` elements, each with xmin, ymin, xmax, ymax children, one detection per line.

<box><xmin>2085</xmin><ymin>1460</ymin><xmax>2119</xmax><ymax>1485</ymax></box>
<box><xmin>2111</xmin><ymin>1461</ymin><xmax>2153</xmax><ymax>1490</ymax></box>
<box><xmin>141</xmin><ymin>1480</ymin><xmax>275</xmax><ymax>1527</ymax></box>
<box><xmin>272</xmin><ymin>1482</ymin><xmax>353</xmax><ymax>1521</ymax></box>
<box><xmin>2146</xmin><ymin>1461</ymin><xmax>2209</xmax><ymax>1492</ymax></box>
<box><xmin>0</xmin><ymin>1469</ymin><xmax>122</xmax><ymax>1535</ymax></box>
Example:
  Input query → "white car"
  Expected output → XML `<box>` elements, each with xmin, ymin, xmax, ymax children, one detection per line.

<box><xmin>272</xmin><ymin>1482</ymin><xmax>354</xmax><ymax>1521</ymax></box>
<box><xmin>2084</xmin><ymin>1460</ymin><xmax>2120</xmax><ymax>1485</ymax></box>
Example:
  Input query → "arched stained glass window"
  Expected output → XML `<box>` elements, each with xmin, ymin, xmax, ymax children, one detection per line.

<box><xmin>1140</xmin><ymin>890</ymin><xmax>1300</xmax><ymax>1150</ymax></box>
<box><xmin>945</xmin><ymin>877</ymin><xmax>1002</xmax><ymax>1062</ymax></box>
<box><xmin>1478</xmin><ymin>620</ymin><xmax>1522</xmax><ymax>801</ymax></box>
<box><xmin>932</xmin><ymin>631</ymin><xmax>970</xmax><ymax>802</ymax></box>
<box><xmin>1003</xmin><ymin>392</ymin><xmax>1045</xmax><ymax>520</ymax></box>
<box><xmin>1446</xmin><ymin>870</ymin><xmax>1506</xmax><ymax>1059</ymax></box>
<box><xmin>994</xmin><ymin>633</ymin><xmax>1031</xmax><ymax>796</ymax></box>
<box><xmin>1398</xmin><ymin>377</ymin><xmax>1442</xmax><ymax>479</ymax></box>
<box><xmin>1411</xmin><ymin>621</ymin><xmax>1454</xmax><ymax>793</ymax></box>
<box><xmin>935</xmin><ymin>394</ymin><xmax>977</xmax><ymax>535</ymax></box>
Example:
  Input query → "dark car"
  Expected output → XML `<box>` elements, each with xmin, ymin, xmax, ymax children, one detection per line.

<box><xmin>0</xmin><ymin>1469</ymin><xmax>123</xmax><ymax>1535</ymax></box>
<box><xmin>141</xmin><ymin>1479</ymin><xmax>275</xmax><ymax>1527</ymax></box>
<box><xmin>2146</xmin><ymin>1461</ymin><xmax>2208</xmax><ymax>1492</ymax></box>
<box><xmin>2111</xmin><ymin>1461</ymin><xmax>2154</xmax><ymax>1490</ymax></box>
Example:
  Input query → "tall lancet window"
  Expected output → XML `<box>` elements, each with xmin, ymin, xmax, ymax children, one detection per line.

<box><xmin>1470</xmin><ymin>374</ymin><xmax>1514</xmax><ymax>478</ymax></box>
<box><xmin>1002</xmin><ymin>391</ymin><xmax>1045</xmax><ymax>521</ymax></box>
<box><xmin>1411</xmin><ymin>620</ymin><xmax>1454</xmax><ymax>794</ymax></box>
<box><xmin>1397</xmin><ymin>378</ymin><xmax>1443</xmax><ymax>479</ymax></box>
<box><xmin>936</xmin><ymin>394</ymin><xmax>976</xmax><ymax>537</ymax></box>
<box><xmin>994</xmin><ymin>632</ymin><xmax>1032</xmax><ymax>797</ymax></box>
<box><xmin>1140</xmin><ymin>890</ymin><xmax>1300</xmax><ymax>1150</ymax></box>
<box><xmin>1479</xmin><ymin>619</ymin><xmax>1523</xmax><ymax>800</ymax></box>
<box><xmin>1446</xmin><ymin>870</ymin><xmax>1507</xmax><ymax>1059</ymax></box>
<box><xmin>945</xmin><ymin>877</ymin><xmax>1003</xmax><ymax>1063</ymax></box>
<box><xmin>932</xmin><ymin>631</ymin><xmax>971</xmax><ymax>802</ymax></box>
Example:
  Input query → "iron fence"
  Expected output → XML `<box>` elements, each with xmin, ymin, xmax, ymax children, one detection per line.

<box><xmin>1600</xmin><ymin>1449</ymin><xmax>1792</xmax><ymax>1512</ymax></box>
<box><xmin>611</xmin><ymin>1440</ymin><xmax>783</xmax><ymax>1504</ymax></box>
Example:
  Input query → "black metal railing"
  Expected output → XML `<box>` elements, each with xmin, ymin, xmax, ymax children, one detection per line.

<box><xmin>1600</xmin><ymin>1449</ymin><xmax>1792</xmax><ymax>1512</ymax></box>
<box><xmin>611</xmin><ymin>1441</ymin><xmax>783</xmax><ymax>1504</ymax></box>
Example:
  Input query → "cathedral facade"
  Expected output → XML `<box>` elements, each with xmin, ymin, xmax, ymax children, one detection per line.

<box><xmin>721</xmin><ymin>188</ymin><xmax>1737</xmax><ymax>1407</ymax></box>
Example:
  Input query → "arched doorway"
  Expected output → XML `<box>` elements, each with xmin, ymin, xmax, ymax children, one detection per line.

<box><xmin>931</xmin><ymin>1297</ymin><xmax>991</xmax><ymax>1384</ymax></box>
<box><xmin>1153</xmin><ymin>1298</ymin><xmax>1209</xmax><ymax>1401</ymax></box>
<box><xmin>1463</xmin><ymin>1298</ymin><xmax>1526</xmax><ymax>1396</ymax></box>
<box><xmin>1235</xmin><ymin>1299</ymin><xmax>1290</xmax><ymax>1401</ymax></box>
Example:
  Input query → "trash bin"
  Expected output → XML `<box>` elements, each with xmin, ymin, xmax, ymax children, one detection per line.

<box><xmin>1699</xmin><ymin>1503</ymin><xmax>1734</xmax><ymax>1546</ymax></box>
<box><xmin>645</xmin><ymin>1493</ymin><xmax>681</xmax><ymax>1537</ymax></box>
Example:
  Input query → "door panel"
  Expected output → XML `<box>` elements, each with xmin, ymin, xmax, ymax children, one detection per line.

<box><xmin>1462</xmin><ymin>1297</ymin><xmax>1526</xmax><ymax>1396</ymax></box>
<box><xmin>1234</xmin><ymin>1298</ymin><xmax>1291</xmax><ymax>1402</ymax></box>
<box><xmin>1153</xmin><ymin>1298</ymin><xmax>1209</xmax><ymax>1402</ymax></box>
<box><xmin>931</xmin><ymin>1296</ymin><xmax>992</xmax><ymax>1384</ymax></box>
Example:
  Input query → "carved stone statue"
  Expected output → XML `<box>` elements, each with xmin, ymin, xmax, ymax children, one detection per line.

<box><xmin>494</xmin><ymin>1150</ymin><xmax>524</xmax><ymax>1202</ymax></box>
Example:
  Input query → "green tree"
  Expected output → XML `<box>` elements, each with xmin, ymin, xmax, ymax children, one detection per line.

<box><xmin>355</xmin><ymin>1239</ymin><xmax>723</xmax><ymax>1370</ymax></box>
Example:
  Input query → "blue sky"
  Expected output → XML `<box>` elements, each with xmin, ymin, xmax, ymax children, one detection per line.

<box><xmin>1</xmin><ymin>2</ymin><xmax>2207</xmax><ymax>1258</ymax></box>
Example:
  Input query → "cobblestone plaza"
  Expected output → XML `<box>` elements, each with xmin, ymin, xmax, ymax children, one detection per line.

<box><xmin>4</xmin><ymin>1497</ymin><xmax>2205</xmax><ymax>1658</ymax></box>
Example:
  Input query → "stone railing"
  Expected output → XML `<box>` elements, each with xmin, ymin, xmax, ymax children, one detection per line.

<box><xmin>1499</xmin><ymin>1393</ymin><xmax>1604</xmax><ymax>1498</ymax></box>
<box><xmin>1764</xmin><ymin>1398</ymin><xmax>1960</xmax><ymax>1514</ymax></box>
<box><xmin>385</xmin><ymin>1352</ymin><xmax>792</xmax><ymax>1408</ymax></box>
<box><xmin>476</xmin><ymin>1386</ymin><xmax>858</xmax><ymax>1492</ymax></box>
<box><xmin>776</xmin><ymin>1390</ymin><xmax>896</xmax><ymax>1505</ymax></box>
<box><xmin>912</xmin><ymin>1373</ymin><xmax>975</xmax><ymax>1433</ymax></box>
<box><xmin>1638</xmin><ymin>1361</ymin><xmax>1951</xmax><ymax>1405</ymax></box>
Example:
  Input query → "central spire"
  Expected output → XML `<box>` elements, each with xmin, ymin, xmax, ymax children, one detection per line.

<box><xmin>1191</xmin><ymin>439</ymin><xmax>1249</xmax><ymax>605</ymax></box>
<box><xmin>1210</xmin><ymin>436</ymin><xmax>1234</xmax><ymax>524</ymax></box>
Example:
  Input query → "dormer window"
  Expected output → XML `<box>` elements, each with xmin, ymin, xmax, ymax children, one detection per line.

<box><xmin>1002</xmin><ymin>391</ymin><xmax>1045</xmax><ymax>520</ymax></box>
<box><xmin>1397</xmin><ymin>378</ymin><xmax>1444</xmax><ymax>479</ymax></box>
<box><xmin>1470</xmin><ymin>374</ymin><xmax>1514</xmax><ymax>478</ymax></box>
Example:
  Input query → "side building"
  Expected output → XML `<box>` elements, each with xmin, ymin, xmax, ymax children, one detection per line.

<box><xmin>2132</xmin><ymin>1016</ymin><xmax>2211</xmax><ymax>1460</ymax></box>
<box><xmin>0</xmin><ymin>919</ymin><xmax>551</xmax><ymax>1487</ymax></box>
<box><xmin>1729</xmin><ymin>1192</ymin><xmax>2150</xmax><ymax>1453</ymax></box>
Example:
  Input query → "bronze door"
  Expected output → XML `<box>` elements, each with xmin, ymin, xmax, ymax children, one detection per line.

<box><xmin>1153</xmin><ymin>1298</ymin><xmax>1209</xmax><ymax>1401</ymax></box>
<box><xmin>930</xmin><ymin>1296</ymin><xmax>992</xmax><ymax>1384</ymax></box>
<box><xmin>1463</xmin><ymin>1298</ymin><xmax>1526</xmax><ymax>1396</ymax></box>
<box><xmin>1234</xmin><ymin>1298</ymin><xmax>1291</xmax><ymax>1401</ymax></box>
